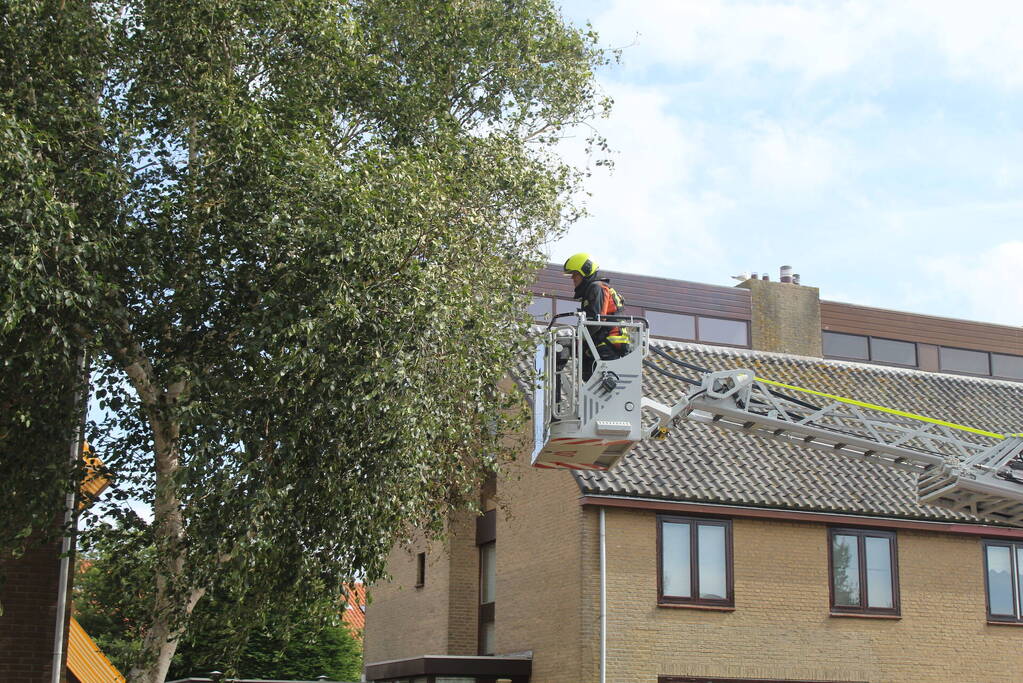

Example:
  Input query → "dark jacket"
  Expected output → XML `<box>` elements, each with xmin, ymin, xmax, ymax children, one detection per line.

<box><xmin>573</xmin><ymin>273</ymin><xmax>618</xmax><ymax>346</ymax></box>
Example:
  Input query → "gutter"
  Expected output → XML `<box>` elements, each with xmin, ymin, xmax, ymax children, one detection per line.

<box><xmin>52</xmin><ymin>351</ymin><xmax>89</xmax><ymax>683</ymax></box>
<box><xmin>579</xmin><ymin>494</ymin><xmax>1023</xmax><ymax>539</ymax></box>
<box><xmin>599</xmin><ymin>507</ymin><xmax>606</xmax><ymax>683</ymax></box>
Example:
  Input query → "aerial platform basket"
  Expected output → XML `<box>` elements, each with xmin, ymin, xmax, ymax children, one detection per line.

<box><xmin>531</xmin><ymin>315</ymin><xmax>648</xmax><ymax>471</ymax></box>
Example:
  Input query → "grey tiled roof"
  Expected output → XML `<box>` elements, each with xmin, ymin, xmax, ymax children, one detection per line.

<box><xmin>574</xmin><ymin>340</ymin><xmax>1023</xmax><ymax>525</ymax></box>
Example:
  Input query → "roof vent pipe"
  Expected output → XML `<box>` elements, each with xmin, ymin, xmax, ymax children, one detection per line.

<box><xmin>793</xmin><ymin>273</ymin><xmax>801</xmax><ymax>285</ymax></box>
<box><xmin>751</xmin><ymin>272</ymin><xmax>758</xmax><ymax>280</ymax></box>
<box><xmin>780</xmin><ymin>265</ymin><xmax>792</xmax><ymax>284</ymax></box>
<box><xmin>761</xmin><ymin>273</ymin><xmax>769</xmax><ymax>281</ymax></box>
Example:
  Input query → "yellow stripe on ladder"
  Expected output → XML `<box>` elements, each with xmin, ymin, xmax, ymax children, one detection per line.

<box><xmin>756</xmin><ymin>377</ymin><xmax>1004</xmax><ymax>440</ymax></box>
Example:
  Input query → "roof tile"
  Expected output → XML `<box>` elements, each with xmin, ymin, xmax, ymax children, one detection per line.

<box><xmin>573</xmin><ymin>340</ymin><xmax>1023</xmax><ymax>524</ymax></box>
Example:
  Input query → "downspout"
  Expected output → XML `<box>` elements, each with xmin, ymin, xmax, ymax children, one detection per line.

<box><xmin>52</xmin><ymin>351</ymin><xmax>89</xmax><ymax>683</ymax></box>
<box><xmin>599</xmin><ymin>506</ymin><xmax>606</xmax><ymax>683</ymax></box>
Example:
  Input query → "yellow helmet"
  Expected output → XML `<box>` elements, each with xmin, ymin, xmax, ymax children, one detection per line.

<box><xmin>563</xmin><ymin>253</ymin><xmax>598</xmax><ymax>278</ymax></box>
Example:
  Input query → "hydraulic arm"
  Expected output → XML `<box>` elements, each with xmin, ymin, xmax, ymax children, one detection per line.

<box><xmin>532</xmin><ymin>315</ymin><xmax>1023</xmax><ymax>527</ymax></box>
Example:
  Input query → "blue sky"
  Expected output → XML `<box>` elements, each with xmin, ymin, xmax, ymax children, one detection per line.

<box><xmin>551</xmin><ymin>0</ymin><xmax>1023</xmax><ymax>326</ymax></box>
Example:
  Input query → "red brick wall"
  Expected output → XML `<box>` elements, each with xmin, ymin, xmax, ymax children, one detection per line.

<box><xmin>0</xmin><ymin>537</ymin><xmax>71</xmax><ymax>683</ymax></box>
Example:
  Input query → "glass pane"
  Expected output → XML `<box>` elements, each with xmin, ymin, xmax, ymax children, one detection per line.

<box><xmin>480</xmin><ymin>542</ymin><xmax>496</xmax><ymax>604</ymax></box>
<box><xmin>646</xmin><ymin>310</ymin><xmax>696</xmax><ymax>340</ymax></box>
<box><xmin>940</xmin><ymin>347</ymin><xmax>990</xmax><ymax>375</ymax></box>
<box><xmin>528</xmin><ymin>296</ymin><xmax>552</xmax><ymax>319</ymax></box>
<box><xmin>698</xmin><ymin>317</ymin><xmax>748</xmax><ymax>346</ymax></box>
<box><xmin>992</xmin><ymin>354</ymin><xmax>1023</xmax><ymax>380</ymax></box>
<box><xmin>987</xmin><ymin>545</ymin><xmax>1014</xmax><ymax>616</ymax></box>
<box><xmin>697</xmin><ymin>524</ymin><xmax>727</xmax><ymax>600</ymax></box>
<box><xmin>864</xmin><ymin>536</ymin><xmax>894</xmax><ymax>609</ymax></box>
<box><xmin>870</xmin><ymin>338</ymin><xmax>917</xmax><ymax>366</ymax></box>
<box><xmin>832</xmin><ymin>534</ymin><xmax>861</xmax><ymax>606</ymax></box>
<box><xmin>1017</xmin><ymin>547</ymin><xmax>1023</xmax><ymax>617</ymax></box>
<box><xmin>662</xmin><ymin>522</ymin><xmax>691</xmax><ymax>597</ymax></box>
<box><xmin>823</xmin><ymin>332</ymin><xmax>869</xmax><ymax>360</ymax></box>
<box><xmin>480</xmin><ymin>619</ymin><xmax>495</xmax><ymax>656</ymax></box>
<box><xmin>556</xmin><ymin>298</ymin><xmax>578</xmax><ymax>315</ymax></box>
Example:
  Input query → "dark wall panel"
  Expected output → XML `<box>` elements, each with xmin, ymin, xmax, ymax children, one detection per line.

<box><xmin>532</xmin><ymin>265</ymin><xmax>752</xmax><ymax>321</ymax></box>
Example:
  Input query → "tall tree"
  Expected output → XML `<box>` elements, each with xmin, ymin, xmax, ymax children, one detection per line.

<box><xmin>2</xmin><ymin>1</ymin><xmax>610</xmax><ymax>681</ymax></box>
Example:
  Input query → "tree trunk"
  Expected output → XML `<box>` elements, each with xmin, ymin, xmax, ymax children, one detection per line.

<box><xmin>118</xmin><ymin>350</ymin><xmax>201</xmax><ymax>683</ymax></box>
<box><xmin>125</xmin><ymin>407</ymin><xmax>206</xmax><ymax>683</ymax></box>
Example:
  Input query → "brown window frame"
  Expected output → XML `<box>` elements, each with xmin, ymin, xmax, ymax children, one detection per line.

<box><xmin>827</xmin><ymin>527</ymin><xmax>900</xmax><ymax>617</ymax></box>
<box><xmin>644</xmin><ymin>308</ymin><xmax>697</xmax><ymax>342</ymax></box>
<box><xmin>478</xmin><ymin>540</ymin><xmax>496</xmax><ymax>655</ymax></box>
<box><xmin>477</xmin><ymin>509</ymin><xmax>497</xmax><ymax>656</ymax></box>
<box><xmin>694</xmin><ymin>315</ymin><xmax>750</xmax><ymax>348</ymax></box>
<box><xmin>657</xmin><ymin>514</ymin><xmax>734</xmax><ymax>608</ymax></box>
<box><xmin>982</xmin><ymin>539</ymin><xmax>1023</xmax><ymax>623</ymax></box>
<box><xmin>660</xmin><ymin>677</ymin><xmax>867</xmax><ymax>683</ymax></box>
<box><xmin>415</xmin><ymin>551</ymin><xmax>426</xmax><ymax>588</ymax></box>
<box><xmin>822</xmin><ymin>331</ymin><xmax>918</xmax><ymax>368</ymax></box>
<box><xmin>938</xmin><ymin>344</ymin><xmax>992</xmax><ymax>376</ymax></box>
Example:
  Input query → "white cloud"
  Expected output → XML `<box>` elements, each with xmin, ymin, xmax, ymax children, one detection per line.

<box><xmin>592</xmin><ymin>0</ymin><xmax>1023</xmax><ymax>87</ymax></box>
<box><xmin>552</xmin><ymin>82</ymin><xmax>729</xmax><ymax>275</ymax></box>
<box><xmin>923</xmin><ymin>241</ymin><xmax>1023</xmax><ymax>325</ymax></box>
<box><xmin>744</xmin><ymin>119</ymin><xmax>843</xmax><ymax>195</ymax></box>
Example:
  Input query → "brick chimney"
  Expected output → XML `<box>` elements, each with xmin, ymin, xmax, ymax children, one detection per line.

<box><xmin>737</xmin><ymin>267</ymin><xmax>822</xmax><ymax>357</ymax></box>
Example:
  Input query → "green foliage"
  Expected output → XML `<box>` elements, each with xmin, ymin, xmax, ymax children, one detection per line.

<box><xmin>169</xmin><ymin>596</ymin><xmax>363</xmax><ymax>682</ymax></box>
<box><xmin>74</xmin><ymin>520</ymin><xmax>155</xmax><ymax>671</ymax></box>
<box><xmin>76</xmin><ymin>525</ymin><xmax>363</xmax><ymax>681</ymax></box>
<box><xmin>0</xmin><ymin>0</ymin><xmax>120</xmax><ymax>552</ymax></box>
<box><xmin>3</xmin><ymin>0</ymin><xmax>611</xmax><ymax>679</ymax></box>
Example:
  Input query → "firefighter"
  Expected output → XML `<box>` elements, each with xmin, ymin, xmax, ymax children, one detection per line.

<box><xmin>562</xmin><ymin>253</ymin><xmax>630</xmax><ymax>379</ymax></box>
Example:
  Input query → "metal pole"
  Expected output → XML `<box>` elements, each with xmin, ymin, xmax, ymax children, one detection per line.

<box><xmin>52</xmin><ymin>351</ymin><xmax>89</xmax><ymax>683</ymax></box>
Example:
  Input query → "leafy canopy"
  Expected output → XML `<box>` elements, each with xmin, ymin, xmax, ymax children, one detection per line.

<box><xmin>1</xmin><ymin>0</ymin><xmax>611</xmax><ymax>679</ymax></box>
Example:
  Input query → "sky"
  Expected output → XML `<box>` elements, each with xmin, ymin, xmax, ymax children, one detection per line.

<box><xmin>551</xmin><ymin>0</ymin><xmax>1023</xmax><ymax>327</ymax></box>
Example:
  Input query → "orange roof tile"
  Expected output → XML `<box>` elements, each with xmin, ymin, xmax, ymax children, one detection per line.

<box><xmin>67</xmin><ymin>617</ymin><xmax>125</xmax><ymax>683</ymax></box>
<box><xmin>341</xmin><ymin>582</ymin><xmax>366</xmax><ymax>638</ymax></box>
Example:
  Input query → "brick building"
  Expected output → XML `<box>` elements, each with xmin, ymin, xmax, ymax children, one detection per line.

<box><xmin>364</xmin><ymin>265</ymin><xmax>1023</xmax><ymax>683</ymax></box>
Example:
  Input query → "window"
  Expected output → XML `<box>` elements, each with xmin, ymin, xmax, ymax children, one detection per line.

<box><xmin>697</xmin><ymin>317</ymin><xmax>748</xmax><ymax>347</ymax></box>
<box><xmin>479</xmin><ymin>541</ymin><xmax>495</xmax><ymax>654</ymax></box>
<box><xmin>823</xmin><ymin>332</ymin><xmax>917</xmax><ymax>367</ymax></box>
<box><xmin>992</xmin><ymin>353</ymin><xmax>1023</xmax><ymax>380</ymax></box>
<box><xmin>939</xmin><ymin>346</ymin><xmax>990</xmax><ymax>375</ymax></box>
<box><xmin>555</xmin><ymin>298</ymin><xmax>577</xmax><ymax>316</ymax></box>
<box><xmin>828</xmin><ymin>528</ymin><xmax>899</xmax><ymax>616</ymax></box>
<box><xmin>984</xmin><ymin>540</ymin><xmax>1023</xmax><ymax>623</ymax></box>
<box><xmin>823</xmin><ymin>331</ymin><xmax>869</xmax><ymax>360</ymax></box>
<box><xmin>870</xmin><ymin>337</ymin><xmax>917</xmax><ymax>366</ymax></box>
<box><xmin>476</xmin><ymin>509</ymin><xmax>497</xmax><ymax>656</ymax></box>
<box><xmin>415</xmin><ymin>552</ymin><xmax>426</xmax><ymax>587</ymax></box>
<box><xmin>660</xmin><ymin>678</ymin><xmax>862</xmax><ymax>683</ymax></box>
<box><xmin>527</xmin><ymin>296</ymin><xmax>552</xmax><ymax>320</ymax></box>
<box><xmin>646</xmin><ymin>310</ymin><xmax>696</xmax><ymax>340</ymax></box>
<box><xmin>658</xmin><ymin>515</ymin><xmax>733</xmax><ymax>607</ymax></box>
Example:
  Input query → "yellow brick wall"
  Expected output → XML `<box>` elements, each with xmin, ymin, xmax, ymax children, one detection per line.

<box><xmin>446</xmin><ymin>509</ymin><xmax>481</xmax><ymax>655</ymax></box>
<box><xmin>363</xmin><ymin>512</ymin><xmax>478</xmax><ymax>663</ymax></box>
<box><xmin>363</xmin><ymin>402</ymin><xmax>590</xmax><ymax>677</ymax></box>
<box><xmin>598</xmin><ymin>508</ymin><xmax>1023</xmax><ymax>683</ymax></box>
<box><xmin>492</xmin><ymin>454</ymin><xmax>587</xmax><ymax>682</ymax></box>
